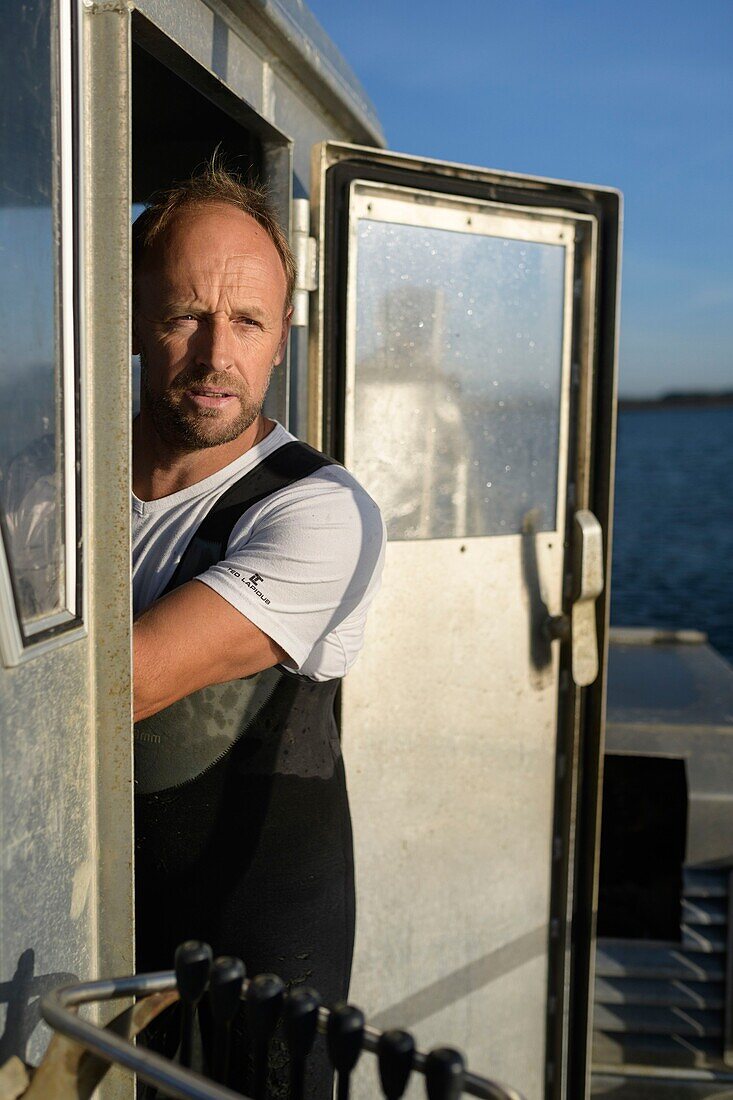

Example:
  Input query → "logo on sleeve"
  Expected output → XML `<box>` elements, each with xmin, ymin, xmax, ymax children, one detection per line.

<box><xmin>226</xmin><ymin>566</ymin><xmax>271</xmax><ymax>605</ymax></box>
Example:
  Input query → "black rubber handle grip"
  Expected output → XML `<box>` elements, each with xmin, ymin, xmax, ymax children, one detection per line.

<box><xmin>174</xmin><ymin>940</ymin><xmax>213</xmax><ymax>1004</ymax></box>
<box><xmin>245</xmin><ymin>973</ymin><xmax>286</xmax><ymax>1042</ymax></box>
<box><xmin>326</xmin><ymin>1003</ymin><xmax>365</xmax><ymax>1075</ymax></box>
<box><xmin>209</xmin><ymin>956</ymin><xmax>246</xmax><ymax>1023</ymax></box>
<box><xmin>284</xmin><ymin>987</ymin><xmax>322</xmax><ymax>1061</ymax></box>
<box><xmin>377</xmin><ymin>1029</ymin><xmax>415</xmax><ymax>1099</ymax></box>
<box><xmin>425</xmin><ymin>1047</ymin><xmax>465</xmax><ymax>1100</ymax></box>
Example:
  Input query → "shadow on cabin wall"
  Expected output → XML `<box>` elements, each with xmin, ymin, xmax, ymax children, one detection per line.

<box><xmin>0</xmin><ymin>950</ymin><xmax>78</xmax><ymax>1063</ymax></box>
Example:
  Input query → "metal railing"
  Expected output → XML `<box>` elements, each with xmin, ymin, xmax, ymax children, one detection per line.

<box><xmin>40</xmin><ymin>969</ymin><xmax>525</xmax><ymax>1100</ymax></box>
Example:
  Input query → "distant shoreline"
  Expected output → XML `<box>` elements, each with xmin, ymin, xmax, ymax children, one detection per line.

<box><xmin>619</xmin><ymin>391</ymin><xmax>733</xmax><ymax>410</ymax></box>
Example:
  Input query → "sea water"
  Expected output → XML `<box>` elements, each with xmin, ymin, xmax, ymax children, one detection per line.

<box><xmin>611</xmin><ymin>405</ymin><xmax>733</xmax><ymax>662</ymax></box>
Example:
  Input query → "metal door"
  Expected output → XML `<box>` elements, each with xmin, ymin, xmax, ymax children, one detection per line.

<box><xmin>311</xmin><ymin>144</ymin><xmax>621</xmax><ymax>1099</ymax></box>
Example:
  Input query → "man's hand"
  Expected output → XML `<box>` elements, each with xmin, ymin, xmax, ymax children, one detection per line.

<box><xmin>133</xmin><ymin>580</ymin><xmax>288</xmax><ymax>722</ymax></box>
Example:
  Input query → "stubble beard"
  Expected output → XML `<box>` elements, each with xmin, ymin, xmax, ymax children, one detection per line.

<box><xmin>139</xmin><ymin>348</ymin><xmax>272</xmax><ymax>451</ymax></box>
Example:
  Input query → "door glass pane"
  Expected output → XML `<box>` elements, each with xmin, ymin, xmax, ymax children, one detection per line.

<box><xmin>350</xmin><ymin>212</ymin><xmax>568</xmax><ymax>540</ymax></box>
<box><xmin>0</xmin><ymin>0</ymin><xmax>66</xmax><ymax>626</ymax></box>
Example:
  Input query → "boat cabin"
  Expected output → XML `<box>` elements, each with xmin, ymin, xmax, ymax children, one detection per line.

<box><xmin>0</xmin><ymin>3</ymin><xmax>622</xmax><ymax>1097</ymax></box>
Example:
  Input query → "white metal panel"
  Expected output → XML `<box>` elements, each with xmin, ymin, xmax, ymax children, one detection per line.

<box><xmin>345</xmin><ymin>536</ymin><xmax>564</xmax><ymax>1100</ymax></box>
<box><xmin>267</xmin><ymin>65</ymin><xmax>349</xmax><ymax>185</ymax></box>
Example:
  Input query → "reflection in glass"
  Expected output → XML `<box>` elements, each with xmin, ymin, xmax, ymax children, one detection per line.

<box><xmin>0</xmin><ymin>0</ymin><xmax>65</xmax><ymax>624</ymax></box>
<box><xmin>350</xmin><ymin>219</ymin><xmax>566</xmax><ymax>540</ymax></box>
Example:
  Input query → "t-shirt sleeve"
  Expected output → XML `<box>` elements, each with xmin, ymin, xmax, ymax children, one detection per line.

<box><xmin>196</xmin><ymin>471</ymin><xmax>385</xmax><ymax>677</ymax></box>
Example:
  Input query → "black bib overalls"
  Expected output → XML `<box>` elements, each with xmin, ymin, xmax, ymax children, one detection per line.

<box><xmin>134</xmin><ymin>442</ymin><xmax>355</xmax><ymax>1099</ymax></box>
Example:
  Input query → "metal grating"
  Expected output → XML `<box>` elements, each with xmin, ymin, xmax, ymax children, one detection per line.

<box><xmin>592</xmin><ymin>866</ymin><xmax>730</xmax><ymax>1069</ymax></box>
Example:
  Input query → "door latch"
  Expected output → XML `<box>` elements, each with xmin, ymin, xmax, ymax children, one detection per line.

<box><xmin>546</xmin><ymin>510</ymin><xmax>604</xmax><ymax>686</ymax></box>
<box><xmin>570</xmin><ymin>510</ymin><xmax>604</xmax><ymax>686</ymax></box>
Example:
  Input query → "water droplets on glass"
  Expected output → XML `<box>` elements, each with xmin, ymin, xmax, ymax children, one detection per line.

<box><xmin>350</xmin><ymin>217</ymin><xmax>565</xmax><ymax>539</ymax></box>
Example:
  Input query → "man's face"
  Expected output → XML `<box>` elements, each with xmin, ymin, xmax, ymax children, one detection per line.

<box><xmin>133</xmin><ymin>202</ymin><xmax>291</xmax><ymax>450</ymax></box>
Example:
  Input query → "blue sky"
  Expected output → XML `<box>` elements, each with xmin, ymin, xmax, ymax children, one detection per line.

<box><xmin>308</xmin><ymin>0</ymin><xmax>732</xmax><ymax>398</ymax></box>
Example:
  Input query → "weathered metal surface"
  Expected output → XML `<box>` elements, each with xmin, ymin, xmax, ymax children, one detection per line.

<box><xmin>343</xmin><ymin>535</ymin><xmax>564</xmax><ymax>1100</ymax></box>
<box><xmin>133</xmin><ymin>0</ymin><xmax>382</xmax><ymax>159</ymax></box>
<box><xmin>82</xmin><ymin>4</ymin><xmax>135</xmax><ymax>1096</ymax></box>
<box><xmin>132</xmin><ymin>0</ymin><xmax>362</xmax><ymax>196</ymax></box>
<box><xmin>0</xmin><ymin>642</ymin><xmax>93</xmax><ymax>1066</ymax></box>
<box><xmin>218</xmin><ymin>0</ymin><xmax>384</xmax><ymax>146</ymax></box>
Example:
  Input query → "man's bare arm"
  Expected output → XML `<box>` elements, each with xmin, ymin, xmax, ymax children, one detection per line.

<box><xmin>133</xmin><ymin>579</ymin><xmax>288</xmax><ymax>722</ymax></box>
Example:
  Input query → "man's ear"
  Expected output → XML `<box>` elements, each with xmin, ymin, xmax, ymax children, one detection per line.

<box><xmin>274</xmin><ymin>307</ymin><xmax>293</xmax><ymax>365</ymax></box>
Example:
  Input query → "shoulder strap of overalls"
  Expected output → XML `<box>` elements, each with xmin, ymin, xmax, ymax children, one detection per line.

<box><xmin>161</xmin><ymin>440</ymin><xmax>339</xmax><ymax>596</ymax></box>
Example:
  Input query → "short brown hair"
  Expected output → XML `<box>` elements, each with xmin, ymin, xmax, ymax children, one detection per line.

<box><xmin>132</xmin><ymin>163</ymin><xmax>296</xmax><ymax>309</ymax></box>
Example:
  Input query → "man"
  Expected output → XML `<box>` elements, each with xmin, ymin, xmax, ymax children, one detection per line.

<box><xmin>131</xmin><ymin>165</ymin><xmax>385</xmax><ymax>1095</ymax></box>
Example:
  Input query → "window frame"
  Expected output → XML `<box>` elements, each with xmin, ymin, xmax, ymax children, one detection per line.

<box><xmin>343</xmin><ymin>179</ymin><xmax>589</xmax><ymax>542</ymax></box>
<box><xmin>0</xmin><ymin>0</ymin><xmax>86</xmax><ymax>667</ymax></box>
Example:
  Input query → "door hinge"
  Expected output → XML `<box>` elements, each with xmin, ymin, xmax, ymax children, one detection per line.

<box><xmin>291</xmin><ymin>198</ymin><xmax>317</xmax><ymax>328</ymax></box>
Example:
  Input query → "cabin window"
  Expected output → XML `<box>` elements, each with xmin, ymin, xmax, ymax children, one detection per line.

<box><xmin>0</xmin><ymin>0</ymin><xmax>81</xmax><ymax>660</ymax></box>
<box><xmin>344</xmin><ymin>184</ymin><xmax>572</xmax><ymax>541</ymax></box>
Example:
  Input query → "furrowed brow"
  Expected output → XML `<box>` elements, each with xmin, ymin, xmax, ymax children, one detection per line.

<box><xmin>157</xmin><ymin>299</ymin><xmax>205</xmax><ymax>316</ymax></box>
<box><xmin>161</xmin><ymin>300</ymin><xmax>270</xmax><ymax>322</ymax></box>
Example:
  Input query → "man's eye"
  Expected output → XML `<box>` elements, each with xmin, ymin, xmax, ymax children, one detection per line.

<box><xmin>235</xmin><ymin>316</ymin><xmax>261</xmax><ymax>328</ymax></box>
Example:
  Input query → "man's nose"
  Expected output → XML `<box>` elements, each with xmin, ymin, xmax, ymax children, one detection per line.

<box><xmin>195</xmin><ymin>314</ymin><xmax>235</xmax><ymax>372</ymax></box>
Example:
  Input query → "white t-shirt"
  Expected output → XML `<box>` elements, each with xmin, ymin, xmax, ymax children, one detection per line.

<box><xmin>132</xmin><ymin>423</ymin><xmax>386</xmax><ymax>681</ymax></box>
